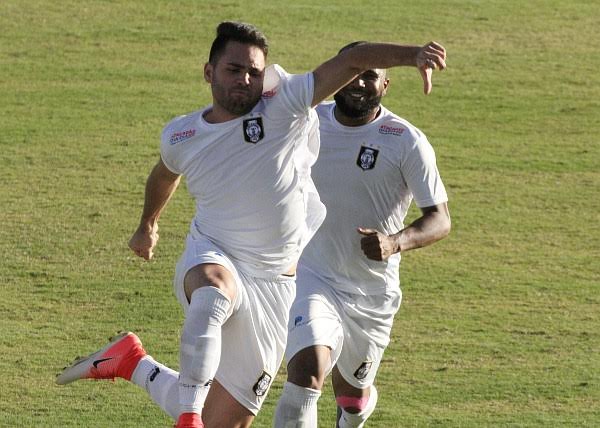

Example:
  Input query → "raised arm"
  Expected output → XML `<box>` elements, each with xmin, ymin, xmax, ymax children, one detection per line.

<box><xmin>128</xmin><ymin>158</ymin><xmax>181</xmax><ymax>260</ymax></box>
<box><xmin>311</xmin><ymin>41</ymin><xmax>446</xmax><ymax>106</ymax></box>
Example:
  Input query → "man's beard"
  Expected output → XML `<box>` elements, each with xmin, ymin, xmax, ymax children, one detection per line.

<box><xmin>334</xmin><ymin>92</ymin><xmax>382</xmax><ymax>119</ymax></box>
<box><xmin>212</xmin><ymin>83</ymin><xmax>262</xmax><ymax>116</ymax></box>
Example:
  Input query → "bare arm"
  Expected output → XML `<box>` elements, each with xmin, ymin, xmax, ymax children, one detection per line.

<box><xmin>311</xmin><ymin>41</ymin><xmax>446</xmax><ymax>107</ymax></box>
<box><xmin>358</xmin><ymin>202</ymin><xmax>451</xmax><ymax>261</ymax></box>
<box><xmin>128</xmin><ymin>158</ymin><xmax>181</xmax><ymax>260</ymax></box>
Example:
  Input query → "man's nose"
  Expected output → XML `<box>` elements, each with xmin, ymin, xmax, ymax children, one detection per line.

<box><xmin>239</xmin><ymin>72</ymin><xmax>251</xmax><ymax>85</ymax></box>
<box><xmin>349</xmin><ymin>77</ymin><xmax>366</xmax><ymax>88</ymax></box>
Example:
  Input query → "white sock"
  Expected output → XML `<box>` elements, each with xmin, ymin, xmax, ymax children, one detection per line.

<box><xmin>274</xmin><ymin>381</ymin><xmax>321</xmax><ymax>428</ymax></box>
<box><xmin>131</xmin><ymin>356</ymin><xmax>180</xmax><ymax>419</ymax></box>
<box><xmin>178</xmin><ymin>286</ymin><xmax>231</xmax><ymax>414</ymax></box>
<box><xmin>337</xmin><ymin>385</ymin><xmax>378</xmax><ymax>428</ymax></box>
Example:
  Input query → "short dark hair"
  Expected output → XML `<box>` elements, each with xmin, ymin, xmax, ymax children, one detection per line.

<box><xmin>209</xmin><ymin>21</ymin><xmax>269</xmax><ymax>64</ymax></box>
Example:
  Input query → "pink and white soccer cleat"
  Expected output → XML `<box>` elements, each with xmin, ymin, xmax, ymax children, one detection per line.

<box><xmin>56</xmin><ymin>331</ymin><xmax>146</xmax><ymax>385</ymax></box>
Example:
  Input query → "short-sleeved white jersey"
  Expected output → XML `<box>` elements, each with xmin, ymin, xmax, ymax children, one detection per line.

<box><xmin>161</xmin><ymin>65</ymin><xmax>325</xmax><ymax>277</ymax></box>
<box><xmin>299</xmin><ymin>102</ymin><xmax>448</xmax><ymax>295</ymax></box>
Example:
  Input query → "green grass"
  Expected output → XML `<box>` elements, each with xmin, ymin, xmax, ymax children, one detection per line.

<box><xmin>1</xmin><ymin>0</ymin><xmax>599</xmax><ymax>426</ymax></box>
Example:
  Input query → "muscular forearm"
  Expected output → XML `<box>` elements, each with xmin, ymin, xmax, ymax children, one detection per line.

<box><xmin>138</xmin><ymin>160</ymin><xmax>181</xmax><ymax>228</ymax></box>
<box><xmin>312</xmin><ymin>41</ymin><xmax>446</xmax><ymax>106</ymax></box>
<box><xmin>345</xmin><ymin>43</ymin><xmax>421</xmax><ymax>72</ymax></box>
<box><xmin>393</xmin><ymin>204</ymin><xmax>451</xmax><ymax>252</ymax></box>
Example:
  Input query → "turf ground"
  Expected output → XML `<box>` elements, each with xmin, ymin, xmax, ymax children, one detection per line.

<box><xmin>1</xmin><ymin>0</ymin><xmax>599</xmax><ymax>426</ymax></box>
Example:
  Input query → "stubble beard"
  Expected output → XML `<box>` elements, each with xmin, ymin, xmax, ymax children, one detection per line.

<box><xmin>334</xmin><ymin>92</ymin><xmax>382</xmax><ymax>120</ymax></box>
<box><xmin>212</xmin><ymin>82</ymin><xmax>262</xmax><ymax>117</ymax></box>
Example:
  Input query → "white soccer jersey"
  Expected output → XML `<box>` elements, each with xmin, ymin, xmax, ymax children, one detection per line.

<box><xmin>299</xmin><ymin>102</ymin><xmax>448</xmax><ymax>295</ymax></box>
<box><xmin>161</xmin><ymin>65</ymin><xmax>325</xmax><ymax>277</ymax></box>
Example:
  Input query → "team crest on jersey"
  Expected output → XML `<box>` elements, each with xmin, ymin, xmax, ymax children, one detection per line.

<box><xmin>353</xmin><ymin>361</ymin><xmax>373</xmax><ymax>380</ymax></box>
<box><xmin>253</xmin><ymin>371</ymin><xmax>272</xmax><ymax>397</ymax></box>
<box><xmin>357</xmin><ymin>146</ymin><xmax>379</xmax><ymax>170</ymax></box>
<box><xmin>243</xmin><ymin>117</ymin><xmax>264</xmax><ymax>143</ymax></box>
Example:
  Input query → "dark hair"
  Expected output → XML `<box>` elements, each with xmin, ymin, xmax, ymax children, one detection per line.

<box><xmin>338</xmin><ymin>40</ymin><xmax>368</xmax><ymax>54</ymax></box>
<box><xmin>209</xmin><ymin>21</ymin><xmax>269</xmax><ymax>64</ymax></box>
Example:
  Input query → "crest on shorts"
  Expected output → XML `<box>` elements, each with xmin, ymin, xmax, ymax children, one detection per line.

<box><xmin>253</xmin><ymin>371</ymin><xmax>272</xmax><ymax>397</ymax></box>
<box><xmin>356</xmin><ymin>146</ymin><xmax>379</xmax><ymax>170</ymax></box>
<box><xmin>353</xmin><ymin>361</ymin><xmax>373</xmax><ymax>380</ymax></box>
<box><xmin>243</xmin><ymin>117</ymin><xmax>264</xmax><ymax>143</ymax></box>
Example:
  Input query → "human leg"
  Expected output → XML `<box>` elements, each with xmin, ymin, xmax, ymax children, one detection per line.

<box><xmin>273</xmin><ymin>346</ymin><xmax>329</xmax><ymax>428</ymax></box>
<box><xmin>177</xmin><ymin>263</ymin><xmax>236</xmax><ymax>425</ymax></box>
<box><xmin>56</xmin><ymin>332</ymin><xmax>182</xmax><ymax>418</ymax></box>
<box><xmin>332</xmin><ymin>288</ymin><xmax>401</xmax><ymax>428</ymax></box>
<box><xmin>274</xmin><ymin>268</ymin><xmax>345</xmax><ymax>428</ymax></box>
<box><xmin>332</xmin><ymin>367</ymin><xmax>377</xmax><ymax>428</ymax></box>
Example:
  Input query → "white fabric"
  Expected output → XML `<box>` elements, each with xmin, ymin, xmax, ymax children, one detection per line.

<box><xmin>161</xmin><ymin>65</ymin><xmax>325</xmax><ymax>277</ymax></box>
<box><xmin>173</xmin><ymin>233</ymin><xmax>296</xmax><ymax>415</ymax></box>
<box><xmin>132</xmin><ymin>356</ymin><xmax>181</xmax><ymax>419</ymax></box>
<box><xmin>178</xmin><ymin>286</ymin><xmax>231</xmax><ymax>414</ymax></box>
<box><xmin>273</xmin><ymin>382</ymin><xmax>321</xmax><ymax>428</ymax></box>
<box><xmin>299</xmin><ymin>102</ymin><xmax>448</xmax><ymax>295</ymax></box>
<box><xmin>286</xmin><ymin>265</ymin><xmax>401</xmax><ymax>389</ymax></box>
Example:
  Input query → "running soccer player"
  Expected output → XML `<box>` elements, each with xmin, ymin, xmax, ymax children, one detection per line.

<box><xmin>274</xmin><ymin>42</ymin><xmax>451</xmax><ymax>428</ymax></box>
<box><xmin>57</xmin><ymin>23</ymin><xmax>447</xmax><ymax>428</ymax></box>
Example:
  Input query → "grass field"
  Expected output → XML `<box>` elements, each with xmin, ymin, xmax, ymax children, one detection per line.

<box><xmin>1</xmin><ymin>0</ymin><xmax>599</xmax><ymax>426</ymax></box>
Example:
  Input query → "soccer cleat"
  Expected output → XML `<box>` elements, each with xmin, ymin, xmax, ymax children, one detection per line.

<box><xmin>175</xmin><ymin>412</ymin><xmax>204</xmax><ymax>428</ymax></box>
<box><xmin>56</xmin><ymin>331</ymin><xmax>146</xmax><ymax>385</ymax></box>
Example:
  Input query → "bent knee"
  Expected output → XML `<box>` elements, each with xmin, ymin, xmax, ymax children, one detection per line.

<box><xmin>184</xmin><ymin>263</ymin><xmax>237</xmax><ymax>302</ymax></box>
<box><xmin>287</xmin><ymin>346</ymin><xmax>330</xmax><ymax>390</ymax></box>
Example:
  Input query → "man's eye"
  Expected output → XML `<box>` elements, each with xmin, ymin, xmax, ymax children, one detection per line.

<box><xmin>361</xmin><ymin>74</ymin><xmax>379</xmax><ymax>81</ymax></box>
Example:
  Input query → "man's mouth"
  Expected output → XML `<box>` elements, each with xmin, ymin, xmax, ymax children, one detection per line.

<box><xmin>345</xmin><ymin>91</ymin><xmax>366</xmax><ymax>100</ymax></box>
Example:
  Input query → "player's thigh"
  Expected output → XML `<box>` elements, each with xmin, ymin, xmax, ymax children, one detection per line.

<box><xmin>203</xmin><ymin>380</ymin><xmax>254</xmax><ymax>428</ymax></box>
<box><xmin>173</xmin><ymin>234</ymin><xmax>242</xmax><ymax>308</ymax></box>
<box><xmin>216</xmin><ymin>273</ymin><xmax>295</xmax><ymax>415</ymax></box>
<box><xmin>336</xmin><ymin>289</ymin><xmax>401</xmax><ymax>389</ymax></box>
<box><xmin>286</xmin><ymin>272</ymin><xmax>344</xmax><ymax>376</ymax></box>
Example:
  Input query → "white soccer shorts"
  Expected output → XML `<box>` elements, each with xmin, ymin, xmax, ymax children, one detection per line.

<box><xmin>285</xmin><ymin>266</ymin><xmax>401</xmax><ymax>389</ymax></box>
<box><xmin>174</xmin><ymin>234</ymin><xmax>296</xmax><ymax>414</ymax></box>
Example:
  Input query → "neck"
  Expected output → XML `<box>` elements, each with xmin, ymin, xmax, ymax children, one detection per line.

<box><xmin>203</xmin><ymin>105</ymin><xmax>240</xmax><ymax>124</ymax></box>
<box><xmin>334</xmin><ymin>106</ymin><xmax>381</xmax><ymax>127</ymax></box>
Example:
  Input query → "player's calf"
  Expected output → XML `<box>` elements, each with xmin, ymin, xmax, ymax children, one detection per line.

<box><xmin>335</xmin><ymin>385</ymin><xmax>378</xmax><ymax>428</ymax></box>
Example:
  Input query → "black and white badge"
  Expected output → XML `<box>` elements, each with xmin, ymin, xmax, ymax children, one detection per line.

<box><xmin>252</xmin><ymin>371</ymin><xmax>272</xmax><ymax>397</ymax></box>
<box><xmin>356</xmin><ymin>146</ymin><xmax>379</xmax><ymax>170</ymax></box>
<box><xmin>353</xmin><ymin>361</ymin><xmax>373</xmax><ymax>380</ymax></box>
<box><xmin>243</xmin><ymin>117</ymin><xmax>264</xmax><ymax>143</ymax></box>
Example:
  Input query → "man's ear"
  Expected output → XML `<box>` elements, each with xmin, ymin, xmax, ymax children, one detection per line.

<box><xmin>382</xmin><ymin>78</ymin><xmax>390</xmax><ymax>96</ymax></box>
<box><xmin>204</xmin><ymin>62</ymin><xmax>213</xmax><ymax>83</ymax></box>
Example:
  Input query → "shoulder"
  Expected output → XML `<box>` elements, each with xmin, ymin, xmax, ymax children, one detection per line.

<box><xmin>316</xmin><ymin>101</ymin><xmax>334</xmax><ymax>120</ymax></box>
<box><xmin>376</xmin><ymin>106</ymin><xmax>425</xmax><ymax>146</ymax></box>
<box><xmin>161</xmin><ymin>110</ymin><xmax>203</xmax><ymax>147</ymax></box>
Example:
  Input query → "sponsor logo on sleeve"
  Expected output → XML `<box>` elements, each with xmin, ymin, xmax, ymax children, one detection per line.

<box><xmin>356</xmin><ymin>146</ymin><xmax>379</xmax><ymax>170</ymax></box>
<box><xmin>261</xmin><ymin>89</ymin><xmax>277</xmax><ymax>98</ymax></box>
<box><xmin>243</xmin><ymin>117</ymin><xmax>264</xmax><ymax>143</ymax></box>
<box><xmin>169</xmin><ymin>129</ymin><xmax>196</xmax><ymax>145</ymax></box>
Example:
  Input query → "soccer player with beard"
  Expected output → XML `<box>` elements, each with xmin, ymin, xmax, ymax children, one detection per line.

<box><xmin>57</xmin><ymin>24</ymin><xmax>446</xmax><ymax>428</ymax></box>
<box><xmin>274</xmin><ymin>42</ymin><xmax>451</xmax><ymax>428</ymax></box>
